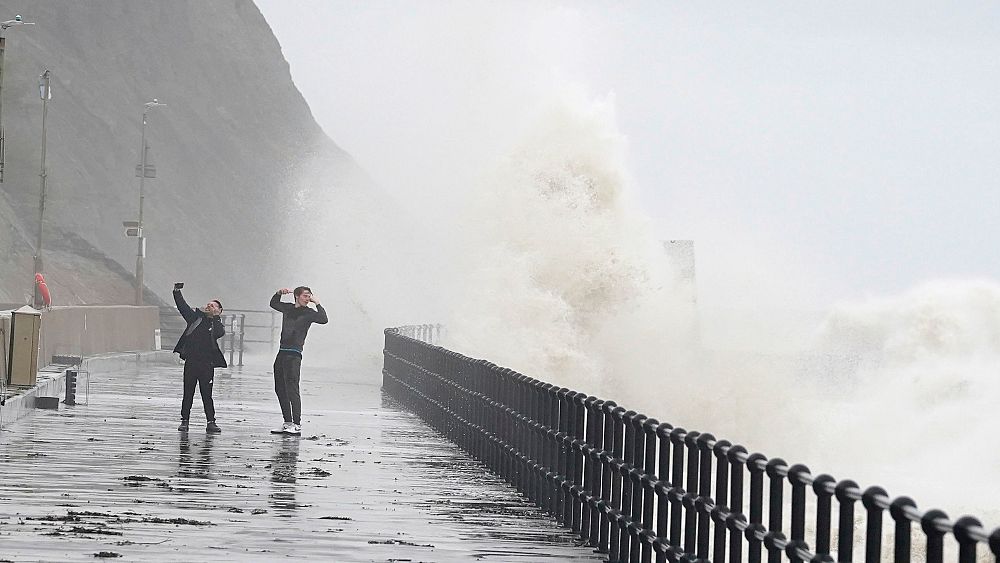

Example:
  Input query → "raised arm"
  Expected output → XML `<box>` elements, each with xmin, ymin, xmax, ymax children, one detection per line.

<box><xmin>313</xmin><ymin>303</ymin><xmax>329</xmax><ymax>325</ymax></box>
<box><xmin>270</xmin><ymin>290</ymin><xmax>293</xmax><ymax>313</ymax></box>
<box><xmin>173</xmin><ymin>288</ymin><xmax>197</xmax><ymax>322</ymax></box>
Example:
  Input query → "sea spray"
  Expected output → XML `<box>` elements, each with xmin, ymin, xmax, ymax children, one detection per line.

<box><xmin>443</xmin><ymin>93</ymin><xmax>696</xmax><ymax>397</ymax></box>
<box><xmin>688</xmin><ymin>280</ymin><xmax>1000</xmax><ymax>527</ymax></box>
<box><xmin>801</xmin><ymin>279</ymin><xmax>1000</xmax><ymax>524</ymax></box>
<box><xmin>440</xmin><ymin>93</ymin><xmax>1000</xmax><ymax>527</ymax></box>
<box><xmin>276</xmin><ymin>148</ymin><xmax>452</xmax><ymax>372</ymax></box>
<box><xmin>285</xmin><ymin>86</ymin><xmax>999</xmax><ymax>527</ymax></box>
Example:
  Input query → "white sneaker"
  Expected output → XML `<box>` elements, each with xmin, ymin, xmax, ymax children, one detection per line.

<box><xmin>287</xmin><ymin>423</ymin><xmax>301</xmax><ymax>436</ymax></box>
<box><xmin>270</xmin><ymin>422</ymin><xmax>294</xmax><ymax>435</ymax></box>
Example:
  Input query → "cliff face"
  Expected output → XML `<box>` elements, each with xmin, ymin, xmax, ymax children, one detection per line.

<box><xmin>0</xmin><ymin>0</ymin><xmax>370</xmax><ymax>308</ymax></box>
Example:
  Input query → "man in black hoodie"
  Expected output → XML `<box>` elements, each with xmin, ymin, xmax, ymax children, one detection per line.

<box><xmin>172</xmin><ymin>283</ymin><xmax>227</xmax><ymax>433</ymax></box>
<box><xmin>269</xmin><ymin>286</ymin><xmax>328</xmax><ymax>436</ymax></box>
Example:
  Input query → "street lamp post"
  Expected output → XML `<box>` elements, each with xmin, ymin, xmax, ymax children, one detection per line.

<box><xmin>0</xmin><ymin>14</ymin><xmax>35</xmax><ymax>183</ymax></box>
<box><xmin>134</xmin><ymin>99</ymin><xmax>165</xmax><ymax>306</ymax></box>
<box><xmin>33</xmin><ymin>69</ymin><xmax>50</xmax><ymax>308</ymax></box>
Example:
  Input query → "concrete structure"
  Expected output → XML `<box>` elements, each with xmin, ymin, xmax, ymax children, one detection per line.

<box><xmin>664</xmin><ymin>239</ymin><xmax>700</xmax><ymax>349</ymax></box>
<box><xmin>1</xmin><ymin>305</ymin><xmax>158</xmax><ymax>426</ymax></box>
<box><xmin>36</xmin><ymin>305</ymin><xmax>158</xmax><ymax>366</ymax></box>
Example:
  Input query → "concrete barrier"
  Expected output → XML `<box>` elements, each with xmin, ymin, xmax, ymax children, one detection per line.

<box><xmin>1</xmin><ymin>306</ymin><xmax>163</xmax><ymax>427</ymax></box>
<box><xmin>38</xmin><ymin>306</ymin><xmax>158</xmax><ymax>368</ymax></box>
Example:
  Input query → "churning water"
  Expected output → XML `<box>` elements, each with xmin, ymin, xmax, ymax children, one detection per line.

<box><xmin>435</xmin><ymin>95</ymin><xmax>999</xmax><ymax>527</ymax></box>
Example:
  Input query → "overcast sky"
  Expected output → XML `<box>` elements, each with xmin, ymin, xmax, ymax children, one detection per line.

<box><xmin>255</xmin><ymin>1</ymin><xmax>1000</xmax><ymax>309</ymax></box>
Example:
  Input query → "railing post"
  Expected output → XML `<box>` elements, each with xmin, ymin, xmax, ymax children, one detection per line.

<box><xmin>639</xmin><ymin>417</ymin><xmax>659</xmax><ymax>563</ymax></box>
<box><xmin>696</xmin><ymin>433</ymin><xmax>715</xmax><ymax>560</ymax></box>
<box><xmin>712</xmin><ymin>439</ymin><xmax>732</xmax><ymax>563</ymax></box>
<box><xmin>227</xmin><ymin>314</ymin><xmax>235</xmax><ymax>366</ymax></box>
<box><xmin>537</xmin><ymin>382</ymin><xmax>551</xmax><ymax>509</ymax></box>
<box><xmin>582</xmin><ymin>396</ymin><xmax>602</xmax><ymax>544</ymax></box>
<box><xmin>627</xmin><ymin>413</ymin><xmax>649</xmax><ymax>563</ymax></box>
<box><xmin>920</xmin><ymin>509</ymin><xmax>948</xmax><ymax>563</ymax></box>
<box><xmin>514</xmin><ymin>375</ymin><xmax>530</xmax><ymax>495</ymax></box>
<box><xmin>654</xmin><ymin>421</ymin><xmax>673</xmax><ymax>563</ymax></box>
<box><xmin>570</xmin><ymin>392</ymin><xmax>587</xmax><ymax>534</ymax></box>
<box><xmin>728</xmin><ymin>445</ymin><xmax>749</xmax><ymax>563</ymax></box>
<box><xmin>237</xmin><ymin>313</ymin><xmax>245</xmax><ymax>366</ymax></box>
<box><xmin>598</xmin><ymin>401</ymin><xmax>619</xmax><ymax>554</ymax></box>
<box><xmin>556</xmin><ymin>387</ymin><xmax>571</xmax><ymax>525</ymax></box>
<box><xmin>888</xmin><ymin>496</ymin><xmax>915</xmax><ymax>563</ymax></box>
<box><xmin>746</xmin><ymin>452</ymin><xmax>768</xmax><ymax>563</ymax></box>
<box><xmin>953</xmin><ymin>516</ymin><xmax>982</xmax><ymax>563</ymax></box>
<box><xmin>682</xmin><ymin>431</ymin><xmax>701</xmax><ymax>555</ymax></box>
<box><xmin>787</xmin><ymin>464</ymin><xmax>809</xmax><ymax>544</ymax></box>
<box><xmin>812</xmin><ymin>474</ymin><xmax>835</xmax><ymax>558</ymax></box>
<box><xmin>861</xmin><ymin>486</ymin><xmax>888</xmax><ymax>563</ymax></box>
<box><xmin>541</xmin><ymin>384</ymin><xmax>555</xmax><ymax>514</ymax></box>
<box><xmin>669</xmin><ymin>427</ymin><xmax>687</xmax><ymax>549</ymax></box>
<box><xmin>765</xmin><ymin>457</ymin><xmax>786</xmax><ymax>561</ymax></box>
<box><xmin>560</xmin><ymin>390</ymin><xmax>580</xmax><ymax>528</ymax></box>
<box><xmin>550</xmin><ymin>386</ymin><xmax>567</xmax><ymax>519</ymax></box>
<box><xmin>835</xmin><ymin>480</ymin><xmax>860</xmax><ymax>563</ymax></box>
<box><xmin>727</xmin><ymin>513</ymin><xmax>748</xmax><ymax>563</ymax></box>
<box><xmin>608</xmin><ymin>407</ymin><xmax>629</xmax><ymax>563</ymax></box>
<box><xmin>746</xmin><ymin>522</ymin><xmax>767</xmax><ymax>563</ymax></box>
<box><xmin>585</xmin><ymin>397</ymin><xmax>604</xmax><ymax>545</ymax></box>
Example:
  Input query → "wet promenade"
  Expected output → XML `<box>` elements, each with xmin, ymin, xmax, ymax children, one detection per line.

<box><xmin>0</xmin><ymin>359</ymin><xmax>604</xmax><ymax>562</ymax></box>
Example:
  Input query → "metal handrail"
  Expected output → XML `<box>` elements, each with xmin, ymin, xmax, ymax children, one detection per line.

<box><xmin>382</xmin><ymin>326</ymin><xmax>1000</xmax><ymax>563</ymax></box>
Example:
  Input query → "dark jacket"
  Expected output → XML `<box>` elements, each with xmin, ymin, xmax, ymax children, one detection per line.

<box><xmin>270</xmin><ymin>291</ymin><xmax>328</xmax><ymax>354</ymax></box>
<box><xmin>172</xmin><ymin>289</ymin><xmax>227</xmax><ymax>368</ymax></box>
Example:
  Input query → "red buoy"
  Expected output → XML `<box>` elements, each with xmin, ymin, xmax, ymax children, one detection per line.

<box><xmin>35</xmin><ymin>272</ymin><xmax>51</xmax><ymax>307</ymax></box>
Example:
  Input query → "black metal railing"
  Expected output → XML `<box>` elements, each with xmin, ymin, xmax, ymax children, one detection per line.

<box><xmin>218</xmin><ymin>308</ymin><xmax>281</xmax><ymax>366</ymax></box>
<box><xmin>220</xmin><ymin>313</ymin><xmax>246</xmax><ymax>367</ymax></box>
<box><xmin>382</xmin><ymin>327</ymin><xmax>1000</xmax><ymax>563</ymax></box>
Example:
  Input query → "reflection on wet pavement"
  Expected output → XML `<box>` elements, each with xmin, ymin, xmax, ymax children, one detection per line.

<box><xmin>177</xmin><ymin>433</ymin><xmax>217</xmax><ymax>482</ymax></box>
<box><xmin>0</xmin><ymin>361</ymin><xmax>605</xmax><ymax>561</ymax></box>
<box><xmin>269</xmin><ymin>435</ymin><xmax>300</xmax><ymax>512</ymax></box>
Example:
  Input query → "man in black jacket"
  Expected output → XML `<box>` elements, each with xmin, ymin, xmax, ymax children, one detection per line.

<box><xmin>269</xmin><ymin>286</ymin><xmax>328</xmax><ymax>436</ymax></box>
<box><xmin>172</xmin><ymin>283</ymin><xmax>227</xmax><ymax>433</ymax></box>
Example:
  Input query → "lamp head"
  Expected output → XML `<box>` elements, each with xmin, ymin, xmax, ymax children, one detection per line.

<box><xmin>2</xmin><ymin>15</ymin><xmax>34</xmax><ymax>30</ymax></box>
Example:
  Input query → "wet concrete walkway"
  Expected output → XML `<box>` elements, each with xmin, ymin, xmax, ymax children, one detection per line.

<box><xmin>0</xmin><ymin>359</ymin><xmax>604</xmax><ymax>562</ymax></box>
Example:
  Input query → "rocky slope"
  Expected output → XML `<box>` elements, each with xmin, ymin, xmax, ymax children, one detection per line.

<box><xmin>0</xmin><ymin>0</ymin><xmax>373</xmax><ymax>309</ymax></box>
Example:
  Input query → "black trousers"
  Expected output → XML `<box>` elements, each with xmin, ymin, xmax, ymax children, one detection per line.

<box><xmin>181</xmin><ymin>360</ymin><xmax>216</xmax><ymax>422</ymax></box>
<box><xmin>273</xmin><ymin>353</ymin><xmax>302</xmax><ymax>425</ymax></box>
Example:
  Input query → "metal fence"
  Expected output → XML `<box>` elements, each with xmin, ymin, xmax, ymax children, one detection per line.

<box><xmin>382</xmin><ymin>327</ymin><xmax>1000</xmax><ymax>563</ymax></box>
<box><xmin>219</xmin><ymin>309</ymin><xmax>280</xmax><ymax>366</ymax></box>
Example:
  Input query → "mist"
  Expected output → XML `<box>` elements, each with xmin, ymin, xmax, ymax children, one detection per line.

<box><xmin>256</xmin><ymin>1</ymin><xmax>1000</xmax><ymax>525</ymax></box>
